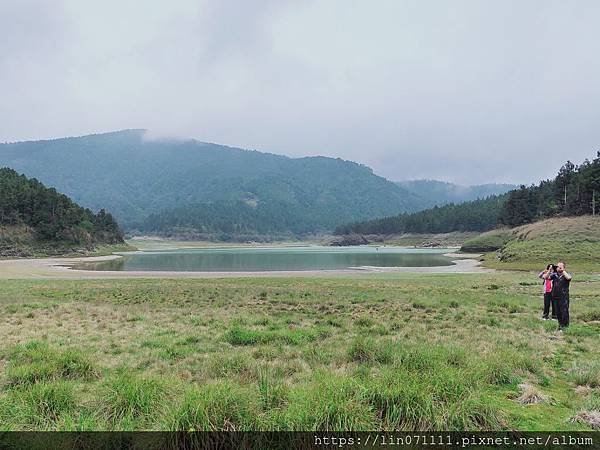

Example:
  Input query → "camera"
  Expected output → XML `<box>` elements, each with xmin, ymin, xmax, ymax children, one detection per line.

<box><xmin>552</xmin><ymin>264</ymin><xmax>558</xmax><ymax>271</ymax></box>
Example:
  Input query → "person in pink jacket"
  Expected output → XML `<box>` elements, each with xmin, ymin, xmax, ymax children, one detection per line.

<box><xmin>538</xmin><ymin>264</ymin><xmax>556</xmax><ymax>320</ymax></box>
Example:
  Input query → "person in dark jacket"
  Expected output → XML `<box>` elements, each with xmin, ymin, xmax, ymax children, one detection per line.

<box><xmin>544</xmin><ymin>262</ymin><xmax>572</xmax><ymax>330</ymax></box>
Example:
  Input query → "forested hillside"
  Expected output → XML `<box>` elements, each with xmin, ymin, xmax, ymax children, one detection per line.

<box><xmin>140</xmin><ymin>199</ymin><xmax>350</xmax><ymax>240</ymax></box>
<box><xmin>0</xmin><ymin>168</ymin><xmax>123</xmax><ymax>256</ymax></box>
<box><xmin>144</xmin><ymin>179</ymin><xmax>518</xmax><ymax>239</ymax></box>
<box><xmin>0</xmin><ymin>130</ymin><xmax>423</xmax><ymax>237</ymax></box>
<box><xmin>499</xmin><ymin>152</ymin><xmax>600</xmax><ymax>226</ymax></box>
<box><xmin>335</xmin><ymin>195</ymin><xmax>507</xmax><ymax>235</ymax></box>
<box><xmin>337</xmin><ymin>153</ymin><xmax>600</xmax><ymax>236</ymax></box>
<box><xmin>396</xmin><ymin>180</ymin><xmax>515</xmax><ymax>207</ymax></box>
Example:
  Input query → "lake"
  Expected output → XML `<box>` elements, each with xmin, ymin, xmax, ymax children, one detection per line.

<box><xmin>76</xmin><ymin>246</ymin><xmax>456</xmax><ymax>272</ymax></box>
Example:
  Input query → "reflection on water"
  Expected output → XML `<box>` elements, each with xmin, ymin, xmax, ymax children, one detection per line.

<box><xmin>76</xmin><ymin>246</ymin><xmax>456</xmax><ymax>272</ymax></box>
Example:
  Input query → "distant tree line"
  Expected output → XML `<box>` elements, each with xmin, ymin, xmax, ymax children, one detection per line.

<box><xmin>335</xmin><ymin>152</ymin><xmax>600</xmax><ymax>235</ymax></box>
<box><xmin>334</xmin><ymin>195</ymin><xmax>507</xmax><ymax>235</ymax></box>
<box><xmin>0</xmin><ymin>167</ymin><xmax>124</xmax><ymax>245</ymax></box>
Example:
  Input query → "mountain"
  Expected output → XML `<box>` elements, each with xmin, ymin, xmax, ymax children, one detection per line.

<box><xmin>0</xmin><ymin>130</ymin><xmax>423</xmax><ymax>237</ymax></box>
<box><xmin>0</xmin><ymin>167</ymin><xmax>123</xmax><ymax>256</ymax></box>
<box><xmin>396</xmin><ymin>179</ymin><xmax>516</xmax><ymax>207</ymax></box>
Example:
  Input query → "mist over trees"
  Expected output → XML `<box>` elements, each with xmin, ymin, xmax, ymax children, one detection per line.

<box><xmin>0</xmin><ymin>131</ymin><xmax>423</xmax><ymax>235</ymax></box>
<box><xmin>396</xmin><ymin>180</ymin><xmax>516</xmax><ymax>207</ymax></box>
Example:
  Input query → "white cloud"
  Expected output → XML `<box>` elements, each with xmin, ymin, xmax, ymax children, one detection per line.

<box><xmin>1</xmin><ymin>0</ymin><xmax>599</xmax><ymax>183</ymax></box>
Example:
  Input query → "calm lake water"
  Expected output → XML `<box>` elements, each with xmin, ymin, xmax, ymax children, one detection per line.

<box><xmin>77</xmin><ymin>246</ymin><xmax>456</xmax><ymax>272</ymax></box>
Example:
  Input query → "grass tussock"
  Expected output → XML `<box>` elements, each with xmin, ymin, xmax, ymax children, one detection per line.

<box><xmin>347</xmin><ymin>336</ymin><xmax>394</xmax><ymax>364</ymax></box>
<box><xmin>168</xmin><ymin>381</ymin><xmax>259</xmax><ymax>431</ymax></box>
<box><xmin>281</xmin><ymin>374</ymin><xmax>376</xmax><ymax>431</ymax></box>
<box><xmin>4</xmin><ymin>341</ymin><xmax>97</xmax><ymax>388</ymax></box>
<box><xmin>569</xmin><ymin>362</ymin><xmax>600</xmax><ymax>388</ymax></box>
<box><xmin>0</xmin><ymin>381</ymin><xmax>76</xmax><ymax>429</ymax></box>
<box><xmin>102</xmin><ymin>373</ymin><xmax>167</xmax><ymax>426</ymax></box>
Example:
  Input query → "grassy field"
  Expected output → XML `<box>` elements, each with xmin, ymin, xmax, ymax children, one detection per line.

<box><xmin>460</xmin><ymin>229</ymin><xmax>514</xmax><ymax>253</ymax></box>
<box><xmin>1</xmin><ymin>272</ymin><xmax>599</xmax><ymax>431</ymax></box>
<box><xmin>369</xmin><ymin>232</ymin><xmax>478</xmax><ymax>248</ymax></box>
<box><xmin>462</xmin><ymin>216</ymin><xmax>600</xmax><ymax>273</ymax></box>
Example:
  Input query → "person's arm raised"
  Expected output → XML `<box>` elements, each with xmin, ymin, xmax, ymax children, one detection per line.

<box><xmin>563</xmin><ymin>272</ymin><xmax>572</xmax><ymax>281</ymax></box>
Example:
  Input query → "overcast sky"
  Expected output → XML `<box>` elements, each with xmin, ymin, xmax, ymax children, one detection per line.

<box><xmin>1</xmin><ymin>0</ymin><xmax>599</xmax><ymax>184</ymax></box>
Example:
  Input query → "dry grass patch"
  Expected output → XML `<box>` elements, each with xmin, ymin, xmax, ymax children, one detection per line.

<box><xmin>515</xmin><ymin>383</ymin><xmax>552</xmax><ymax>405</ymax></box>
<box><xmin>570</xmin><ymin>411</ymin><xmax>600</xmax><ymax>429</ymax></box>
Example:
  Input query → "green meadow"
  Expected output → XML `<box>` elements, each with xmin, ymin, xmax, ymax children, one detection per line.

<box><xmin>462</xmin><ymin>216</ymin><xmax>600</xmax><ymax>273</ymax></box>
<box><xmin>1</xmin><ymin>273</ymin><xmax>599</xmax><ymax>431</ymax></box>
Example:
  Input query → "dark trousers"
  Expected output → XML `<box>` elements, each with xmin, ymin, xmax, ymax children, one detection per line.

<box><xmin>543</xmin><ymin>292</ymin><xmax>557</xmax><ymax>318</ymax></box>
<box><xmin>555</xmin><ymin>295</ymin><xmax>570</xmax><ymax>328</ymax></box>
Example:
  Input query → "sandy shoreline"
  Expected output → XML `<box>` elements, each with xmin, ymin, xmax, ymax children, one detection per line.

<box><xmin>0</xmin><ymin>252</ymin><xmax>491</xmax><ymax>279</ymax></box>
